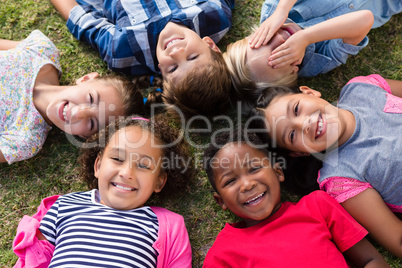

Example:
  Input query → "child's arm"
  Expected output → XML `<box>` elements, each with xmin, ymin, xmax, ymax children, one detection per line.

<box><xmin>0</xmin><ymin>39</ymin><xmax>20</xmax><ymax>50</ymax></box>
<box><xmin>50</xmin><ymin>0</ymin><xmax>78</xmax><ymax>20</ymax></box>
<box><xmin>249</xmin><ymin>0</ymin><xmax>297</xmax><ymax>49</ymax></box>
<box><xmin>268</xmin><ymin>10</ymin><xmax>374</xmax><ymax>69</ymax></box>
<box><xmin>343</xmin><ymin>238</ymin><xmax>390</xmax><ymax>267</ymax></box>
<box><xmin>0</xmin><ymin>151</ymin><xmax>6</xmax><ymax>163</ymax></box>
<box><xmin>342</xmin><ymin>188</ymin><xmax>402</xmax><ymax>259</ymax></box>
<box><xmin>385</xmin><ymin>79</ymin><xmax>402</xmax><ymax>98</ymax></box>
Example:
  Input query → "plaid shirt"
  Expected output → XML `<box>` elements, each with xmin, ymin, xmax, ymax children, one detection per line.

<box><xmin>67</xmin><ymin>0</ymin><xmax>234</xmax><ymax>75</ymax></box>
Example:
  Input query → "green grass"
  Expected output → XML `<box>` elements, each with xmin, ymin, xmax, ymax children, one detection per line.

<box><xmin>0</xmin><ymin>1</ymin><xmax>401</xmax><ymax>267</ymax></box>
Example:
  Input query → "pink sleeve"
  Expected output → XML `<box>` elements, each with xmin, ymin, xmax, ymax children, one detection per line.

<box><xmin>318</xmin><ymin>175</ymin><xmax>373</xmax><ymax>204</ymax></box>
<box><xmin>314</xmin><ymin>191</ymin><xmax>368</xmax><ymax>252</ymax></box>
<box><xmin>12</xmin><ymin>195</ymin><xmax>59</xmax><ymax>268</ymax></box>
<box><xmin>152</xmin><ymin>207</ymin><xmax>192</xmax><ymax>268</ymax></box>
<box><xmin>346</xmin><ymin>74</ymin><xmax>391</xmax><ymax>93</ymax></box>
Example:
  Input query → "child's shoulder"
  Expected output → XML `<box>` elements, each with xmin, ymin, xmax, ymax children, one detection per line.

<box><xmin>344</xmin><ymin>74</ymin><xmax>390</xmax><ymax>93</ymax></box>
<box><xmin>150</xmin><ymin>206</ymin><xmax>185</xmax><ymax>222</ymax></box>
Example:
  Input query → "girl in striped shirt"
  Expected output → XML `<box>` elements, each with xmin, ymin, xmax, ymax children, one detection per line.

<box><xmin>13</xmin><ymin>115</ymin><xmax>193</xmax><ymax>268</ymax></box>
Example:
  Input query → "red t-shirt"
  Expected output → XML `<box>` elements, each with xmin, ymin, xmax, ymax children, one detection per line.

<box><xmin>203</xmin><ymin>191</ymin><xmax>367</xmax><ymax>268</ymax></box>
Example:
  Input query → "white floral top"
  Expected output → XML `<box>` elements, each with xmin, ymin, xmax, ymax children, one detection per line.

<box><xmin>0</xmin><ymin>30</ymin><xmax>61</xmax><ymax>164</ymax></box>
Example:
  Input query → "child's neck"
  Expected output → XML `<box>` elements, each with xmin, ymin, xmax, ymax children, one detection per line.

<box><xmin>32</xmin><ymin>64</ymin><xmax>62</xmax><ymax>125</ymax></box>
<box><xmin>336</xmin><ymin>108</ymin><xmax>356</xmax><ymax>147</ymax></box>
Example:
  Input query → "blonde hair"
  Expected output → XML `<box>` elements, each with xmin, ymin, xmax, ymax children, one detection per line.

<box><xmin>162</xmin><ymin>48</ymin><xmax>231</xmax><ymax>119</ymax></box>
<box><xmin>223</xmin><ymin>38</ymin><xmax>298</xmax><ymax>103</ymax></box>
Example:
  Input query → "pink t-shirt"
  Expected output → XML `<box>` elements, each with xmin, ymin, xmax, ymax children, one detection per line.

<box><xmin>203</xmin><ymin>191</ymin><xmax>367</xmax><ymax>268</ymax></box>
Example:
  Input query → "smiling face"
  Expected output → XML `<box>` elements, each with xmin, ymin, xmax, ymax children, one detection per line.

<box><xmin>46</xmin><ymin>75</ymin><xmax>124</xmax><ymax>138</ymax></box>
<box><xmin>94</xmin><ymin>126</ymin><xmax>167</xmax><ymax>210</ymax></box>
<box><xmin>263</xmin><ymin>88</ymin><xmax>349</xmax><ymax>154</ymax></box>
<box><xmin>156</xmin><ymin>22</ymin><xmax>221</xmax><ymax>84</ymax></box>
<box><xmin>246</xmin><ymin>23</ymin><xmax>300</xmax><ymax>83</ymax></box>
<box><xmin>212</xmin><ymin>143</ymin><xmax>284</xmax><ymax>227</ymax></box>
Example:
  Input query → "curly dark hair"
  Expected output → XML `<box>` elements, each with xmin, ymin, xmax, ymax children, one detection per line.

<box><xmin>203</xmin><ymin>130</ymin><xmax>271</xmax><ymax>193</ymax></box>
<box><xmin>203</xmin><ymin>127</ymin><xmax>320</xmax><ymax>195</ymax></box>
<box><xmin>78</xmin><ymin>114</ymin><xmax>194</xmax><ymax>200</ymax></box>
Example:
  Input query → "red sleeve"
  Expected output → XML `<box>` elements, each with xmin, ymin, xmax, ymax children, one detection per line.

<box><xmin>313</xmin><ymin>191</ymin><xmax>368</xmax><ymax>252</ymax></box>
<box><xmin>346</xmin><ymin>74</ymin><xmax>391</xmax><ymax>93</ymax></box>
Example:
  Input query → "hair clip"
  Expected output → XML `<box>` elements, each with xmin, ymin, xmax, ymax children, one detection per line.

<box><xmin>156</xmin><ymin>88</ymin><xmax>162</xmax><ymax>92</ymax></box>
<box><xmin>150</xmin><ymin>75</ymin><xmax>155</xmax><ymax>85</ymax></box>
<box><xmin>143</xmin><ymin>97</ymin><xmax>148</xmax><ymax>104</ymax></box>
<box><xmin>132</xmin><ymin>117</ymin><xmax>149</xmax><ymax>122</ymax></box>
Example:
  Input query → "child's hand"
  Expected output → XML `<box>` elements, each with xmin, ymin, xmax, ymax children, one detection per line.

<box><xmin>268</xmin><ymin>32</ymin><xmax>308</xmax><ymax>68</ymax></box>
<box><xmin>249</xmin><ymin>11</ymin><xmax>287</xmax><ymax>49</ymax></box>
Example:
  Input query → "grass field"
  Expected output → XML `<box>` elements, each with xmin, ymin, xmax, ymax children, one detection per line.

<box><xmin>0</xmin><ymin>0</ymin><xmax>401</xmax><ymax>267</ymax></box>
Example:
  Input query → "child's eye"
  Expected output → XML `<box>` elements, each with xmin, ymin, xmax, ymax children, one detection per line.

<box><xmin>250</xmin><ymin>166</ymin><xmax>262</xmax><ymax>173</ymax></box>
<box><xmin>111</xmin><ymin>157</ymin><xmax>123</xmax><ymax>162</ymax></box>
<box><xmin>188</xmin><ymin>55</ymin><xmax>198</xmax><ymax>61</ymax></box>
<box><xmin>138</xmin><ymin>163</ymin><xmax>151</xmax><ymax>170</ymax></box>
<box><xmin>223</xmin><ymin>178</ymin><xmax>235</xmax><ymax>187</ymax></box>
<box><xmin>294</xmin><ymin>101</ymin><xmax>299</xmax><ymax>116</ymax></box>
<box><xmin>168</xmin><ymin>65</ymin><xmax>178</xmax><ymax>73</ymax></box>
<box><xmin>90</xmin><ymin>118</ymin><xmax>94</xmax><ymax>131</ymax></box>
<box><xmin>89</xmin><ymin>93</ymin><xmax>94</xmax><ymax>104</ymax></box>
<box><xmin>289</xmin><ymin>130</ymin><xmax>295</xmax><ymax>144</ymax></box>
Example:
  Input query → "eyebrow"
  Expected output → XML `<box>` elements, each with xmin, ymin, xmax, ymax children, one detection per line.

<box><xmin>281</xmin><ymin>100</ymin><xmax>292</xmax><ymax>145</ymax></box>
<box><xmin>94</xmin><ymin>90</ymin><xmax>100</xmax><ymax>130</ymax></box>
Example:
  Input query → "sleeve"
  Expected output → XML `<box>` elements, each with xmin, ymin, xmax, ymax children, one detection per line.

<box><xmin>38</xmin><ymin>197</ymin><xmax>62</xmax><ymax>245</ymax></box>
<box><xmin>66</xmin><ymin>4</ymin><xmax>143</xmax><ymax>74</ymax></box>
<box><xmin>165</xmin><ymin>214</ymin><xmax>192</xmax><ymax>268</ymax></box>
<box><xmin>314</xmin><ymin>37</ymin><xmax>369</xmax><ymax>74</ymax></box>
<box><xmin>17</xmin><ymin>30</ymin><xmax>61</xmax><ymax>72</ymax></box>
<box><xmin>318</xmin><ymin>175</ymin><xmax>373</xmax><ymax>204</ymax></box>
<box><xmin>12</xmin><ymin>196</ymin><xmax>59</xmax><ymax>268</ymax></box>
<box><xmin>346</xmin><ymin>74</ymin><xmax>391</xmax><ymax>93</ymax></box>
<box><xmin>314</xmin><ymin>191</ymin><xmax>368</xmax><ymax>252</ymax></box>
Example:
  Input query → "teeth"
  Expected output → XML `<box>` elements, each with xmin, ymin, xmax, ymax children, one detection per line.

<box><xmin>113</xmin><ymin>183</ymin><xmax>134</xmax><ymax>191</ymax></box>
<box><xmin>316</xmin><ymin>116</ymin><xmax>323</xmax><ymax>137</ymax></box>
<box><xmin>63</xmin><ymin>104</ymin><xmax>68</xmax><ymax>121</ymax></box>
<box><xmin>166</xmin><ymin>39</ymin><xmax>180</xmax><ymax>49</ymax></box>
<box><xmin>245</xmin><ymin>192</ymin><xmax>265</xmax><ymax>204</ymax></box>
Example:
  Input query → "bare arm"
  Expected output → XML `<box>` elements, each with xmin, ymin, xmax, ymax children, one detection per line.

<box><xmin>269</xmin><ymin>10</ymin><xmax>374</xmax><ymax>68</ymax></box>
<box><xmin>385</xmin><ymin>79</ymin><xmax>402</xmax><ymax>98</ymax></box>
<box><xmin>249</xmin><ymin>0</ymin><xmax>297</xmax><ymax>48</ymax></box>
<box><xmin>50</xmin><ymin>0</ymin><xmax>79</xmax><ymax>20</ymax></box>
<box><xmin>0</xmin><ymin>150</ymin><xmax>6</xmax><ymax>163</ymax></box>
<box><xmin>343</xmin><ymin>238</ymin><xmax>390</xmax><ymax>268</ymax></box>
<box><xmin>0</xmin><ymin>39</ymin><xmax>20</xmax><ymax>50</ymax></box>
<box><xmin>342</xmin><ymin>188</ymin><xmax>402</xmax><ymax>259</ymax></box>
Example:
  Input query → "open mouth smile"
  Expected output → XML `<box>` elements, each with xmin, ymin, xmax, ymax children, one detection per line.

<box><xmin>164</xmin><ymin>38</ymin><xmax>182</xmax><ymax>50</ymax></box>
<box><xmin>112</xmin><ymin>182</ymin><xmax>136</xmax><ymax>191</ymax></box>
<box><xmin>315</xmin><ymin>113</ymin><xmax>324</xmax><ymax>139</ymax></box>
<box><xmin>244</xmin><ymin>192</ymin><xmax>266</xmax><ymax>205</ymax></box>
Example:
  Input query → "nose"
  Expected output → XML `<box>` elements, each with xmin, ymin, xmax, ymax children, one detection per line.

<box><xmin>119</xmin><ymin>161</ymin><xmax>134</xmax><ymax>179</ymax></box>
<box><xmin>169</xmin><ymin>47</ymin><xmax>185</xmax><ymax>59</ymax></box>
<box><xmin>70</xmin><ymin>104</ymin><xmax>97</xmax><ymax>124</ymax></box>
<box><xmin>294</xmin><ymin>116</ymin><xmax>310</xmax><ymax>135</ymax></box>
<box><xmin>240</xmin><ymin>177</ymin><xmax>257</xmax><ymax>193</ymax></box>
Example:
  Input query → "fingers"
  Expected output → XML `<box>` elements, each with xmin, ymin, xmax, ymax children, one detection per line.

<box><xmin>249</xmin><ymin>29</ymin><xmax>273</xmax><ymax>49</ymax></box>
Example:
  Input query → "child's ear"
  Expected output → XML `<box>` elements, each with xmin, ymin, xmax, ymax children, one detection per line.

<box><xmin>76</xmin><ymin>72</ymin><xmax>100</xmax><ymax>84</ymax></box>
<box><xmin>299</xmin><ymin>86</ymin><xmax>321</xmax><ymax>98</ymax></box>
<box><xmin>94</xmin><ymin>154</ymin><xmax>102</xmax><ymax>178</ymax></box>
<box><xmin>273</xmin><ymin>163</ymin><xmax>285</xmax><ymax>183</ymax></box>
<box><xmin>289</xmin><ymin>151</ymin><xmax>311</xmax><ymax>157</ymax></box>
<box><xmin>154</xmin><ymin>172</ymin><xmax>167</xmax><ymax>193</ymax></box>
<box><xmin>202</xmin><ymin>36</ymin><xmax>221</xmax><ymax>53</ymax></box>
<box><xmin>213</xmin><ymin>193</ymin><xmax>228</xmax><ymax>210</ymax></box>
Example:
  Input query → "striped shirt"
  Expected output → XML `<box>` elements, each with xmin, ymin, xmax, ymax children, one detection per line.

<box><xmin>39</xmin><ymin>190</ymin><xmax>159</xmax><ymax>268</ymax></box>
<box><xmin>67</xmin><ymin>0</ymin><xmax>234</xmax><ymax>75</ymax></box>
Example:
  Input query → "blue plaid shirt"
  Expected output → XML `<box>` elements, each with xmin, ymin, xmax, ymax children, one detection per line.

<box><xmin>67</xmin><ymin>0</ymin><xmax>234</xmax><ymax>75</ymax></box>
